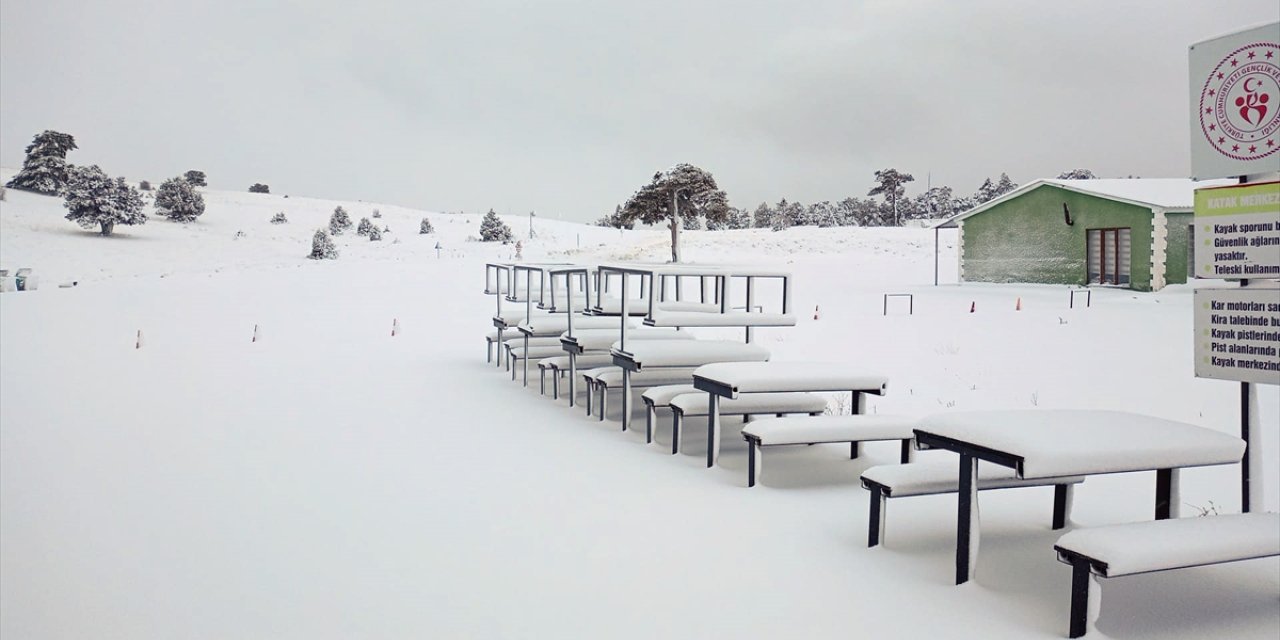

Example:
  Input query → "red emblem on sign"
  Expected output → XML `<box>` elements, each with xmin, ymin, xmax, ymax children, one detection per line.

<box><xmin>1199</xmin><ymin>41</ymin><xmax>1280</xmax><ymax>162</ymax></box>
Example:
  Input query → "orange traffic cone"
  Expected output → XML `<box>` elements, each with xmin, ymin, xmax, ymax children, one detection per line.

<box><xmin>1015</xmin><ymin>297</ymin><xmax>1022</xmax><ymax>311</ymax></box>
<box><xmin>969</xmin><ymin>301</ymin><xmax>976</xmax><ymax>313</ymax></box>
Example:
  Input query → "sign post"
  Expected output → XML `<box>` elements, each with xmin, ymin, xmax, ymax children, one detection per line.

<box><xmin>1189</xmin><ymin>22</ymin><xmax>1280</xmax><ymax>513</ymax></box>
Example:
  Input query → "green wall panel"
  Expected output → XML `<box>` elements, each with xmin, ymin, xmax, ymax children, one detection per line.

<box><xmin>1165</xmin><ymin>212</ymin><xmax>1193</xmax><ymax>285</ymax></box>
<box><xmin>961</xmin><ymin>185</ymin><xmax>1155</xmax><ymax>290</ymax></box>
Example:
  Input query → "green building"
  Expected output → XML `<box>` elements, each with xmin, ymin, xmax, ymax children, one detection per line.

<box><xmin>939</xmin><ymin>179</ymin><xmax>1233</xmax><ymax>291</ymax></box>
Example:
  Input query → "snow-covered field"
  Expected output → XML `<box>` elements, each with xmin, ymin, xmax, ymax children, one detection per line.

<box><xmin>2</xmin><ymin>175</ymin><xmax>1276</xmax><ymax>639</ymax></box>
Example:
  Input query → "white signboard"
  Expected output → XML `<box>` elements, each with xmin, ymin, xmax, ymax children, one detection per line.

<box><xmin>1194</xmin><ymin>285</ymin><xmax>1280</xmax><ymax>385</ymax></box>
<box><xmin>1189</xmin><ymin>23</ymin><xmax>1280</xmax><ymax>180</ymax></box>
<box><xmin>1194</xmin><ymin>181</ymin><xmax>1280</xmax><ymax>278</ymax></box>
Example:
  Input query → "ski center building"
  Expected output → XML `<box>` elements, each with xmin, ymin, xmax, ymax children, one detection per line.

<box><xmin>937</xmin><ymin>178</ymin><xmax>1237</xmax><ymax>291</ymax></box>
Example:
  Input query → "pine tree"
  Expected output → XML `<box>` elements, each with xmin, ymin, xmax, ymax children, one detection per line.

<box><xmin>868</xmin><ymin>169</ymin><xmax>915</xmax><ymax>226</ymax></box>
<box><xmin>155</xmin><ymin>176</ymin><xmax>206</xmax><ymax>222</ymax></box>
<box><xmin>357</xmin><ymin>217</ymin><xmax>374</xmax><ymax>236</ymax></box>
<box><xmin>994</xmin><ymin>173</ymin><xmax>1017</xmax><ymax>197</ymax></box>
<box><xmin>420</xmin><ymin>217</ymin><xmax>434</xmax><ymax>234</ymax></box>
<box><xmin>139</xmin><ymin>180</ymin><xmax>152</xmax><ymax>191</ymax></box>
<box><xmin>368</xmin><ymin>226</ymin><xmax>383</xmax><ymax>241</ymax></box>
<box><xmin>1056</xmin><ymin>169</ymin><xmax>1097</xmax><ymax>180</ymax></box>
<box><xmin>617</xmin><ymin>164</ymin><xmax>728</xmax><ymax>262</ymax></box>
<box><xmin>752</xmin><ymin>202</ymin><xmax>773</xmax><ymax>228</ymax></box>
<box><xmin>479</xmin><ymin>209</ymin><xmax>514</xmax><ymax>242</ymax></box>
<box><xmin>372</xmin><ymin>209</ymin><xmax>382</xmax><ymax>218</ymax></box>
<box><xmin>729</xmin><ymin>206</ymin><xmax>751</xmax><ymax>230</ymax></box>
<box><xmin>63</xmin><ymin>165</ymin><xmax>146</xmax><ymax>236</ymax></box>
<box><xmin>329</xmin><ymin>206</ymin><xmax>352</xmax><ymax>234</ymax></box>
<box><xmin>248</xmin><ymin>183</ymin><xmax>270</xmax><ymax>193</ymax></box>
<box><xmin>184</xmin><ymin>170</ymin><xmax>207</xmax><ymax>186</ymax></box>
<box><xmin>6</xmin><ymin>130</ymin><xmax>78</xmax><ymax>195</ymax></box>
<box><xmin>308</xmin><ymin>229</ymin><xmax>338</xmax><ymax>259</ymax></box>
<box><xmin>270</xmin><ymin>212</ymin><xmax>288</xmax><ymax>224</ymax></box>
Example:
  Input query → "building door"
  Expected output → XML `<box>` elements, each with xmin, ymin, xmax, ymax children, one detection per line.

<box><xmin>1087</xmin><ymin>228</ymin><xmax>1131</xmax><ymax>285</ymax></box>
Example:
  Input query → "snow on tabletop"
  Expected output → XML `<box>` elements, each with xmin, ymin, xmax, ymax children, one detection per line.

<box><xmin>517</xmin><ymin>315</ymin><xmax>622</xmax><ymax>335</ymax></box>
<box><xmin>561</xmin><ymin>327</ymin><xmax>690</xmax><ymax>351</ymax></box>
<box><xmin>918</xmin><ymin>410</ymin><xmax>1246</xmax><ymax>479</ymax></box>
<box><xmin>743</xmin><ymin>414</ymin><xmax>919</xmax><ymax>443</ymax></box>
<box><xmin>861</xmin><ymin>461</ymin><xmax>1083</xmax><ymax>496</ymax></box>
<box><xmin>618</xmin><ymin>339</ymin><xmax>770</xmax><ymax>368</ymax></box>
<box><xmin>646</xmin><ymin>311</ymin><xmax>796</xmax><ymax>327</ymax></box>
<box><xmin>641</xmin><ymin>384</ymin><xmax>700</xmax><ymax>404</ymax></box>
<box><xmin>593</xmin><ymin>368</ymin><xmax>698</xmax><ymax>387</ymax></box>
<box><xmin>693</xmin><ymin>361</ymin><xmax>890</xmax><ymax>394</ymax></box>
<box><xmin>1055</xmin><ymin>513</ymin><xmax>1280</xmax><ymax>577</ymax></box>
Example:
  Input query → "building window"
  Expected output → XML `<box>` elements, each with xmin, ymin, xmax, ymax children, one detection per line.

<box><xmin>1087</xmin><ymin>227</ymin><xmax>1131</xmax><ymax>285</ymax></box>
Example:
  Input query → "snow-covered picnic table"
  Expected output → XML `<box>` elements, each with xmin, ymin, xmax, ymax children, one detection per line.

<box><xmin>912</xmin><ymin>410</ymin><xmax>1247</xmax><ymax>585</ymax></box>
<box><xmin>556</xmin><ymin>328</ymin><xmax>693</xmax><ymax>406</ymax></box>
<box><xmin>691</xmin><ymin>361</ymin><xmax>891</xmax><ymax>467</ymax></box>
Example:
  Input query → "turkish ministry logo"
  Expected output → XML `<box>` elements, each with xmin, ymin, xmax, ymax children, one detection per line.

<box><xmin>1199</xmin><ymin>41</ymin><xmax>1280</xmax><ymax>162</ymax></box>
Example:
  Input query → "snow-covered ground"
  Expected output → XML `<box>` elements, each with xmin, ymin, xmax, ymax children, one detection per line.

<box><xmin>2</xmin><ymin>175</ymin><xmax>1276</xmax><ymax>639</ymax></box>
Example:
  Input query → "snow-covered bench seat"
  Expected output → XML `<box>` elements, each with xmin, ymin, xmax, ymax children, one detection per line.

<box><xmin>644</xmin><ymin>311</ymin><xmax>797</xmax><ymax>328</ymax></box>
<box><xmin>582</xmin><ymin>367</ymin><xmax>697</xmax><ymax>421</ymax></box>
<box><xmin>641</xmin><ymin>385</ymin><xmax>700</xmax><ymax>445</ymax></box>
<box><xmin>1053</xmin><ymin>513</ymin><xmax>1280</xmax><ymax>638</ymax></box>
<box><xmin>517</xmin><ymin>315</ymin><xmax>623</xmax><ymax>338</ymax></box>
<box><xmin>739</xmin><ymin>415</ymin><xmax>919</xmax><ymax>487</ymax></box>
<box><xmin>860</xmin><ymin>462</ymin><xmax>1085</xmax><ymax>548</ymax></box>
<box><xmin>669</xmin><ymin>392</ymin><xmax>829</xmax><ymax>457</ymax></box>
<box><xmin>502</xmin><ymin>336</ymin><xmax>562</xmax><ymax>369</ymax></box>
<box><xmin>561</xmin><ymin>327</ymin><xmax>692</xmax><ymax>354</ymax></box>
<box><xmin>507</xmin><ymin>345</ymin><xmax>568</xmax><ymax>380</ymax></box>
<box><xmin>539</xmin><ymin>354</ymin><xmax>615</xmax><ymax>398</ymax></box>
<box><xmin>613</xmin><ymin>340</ymin><xmax>771</xmax><ymax>372</ymax></box>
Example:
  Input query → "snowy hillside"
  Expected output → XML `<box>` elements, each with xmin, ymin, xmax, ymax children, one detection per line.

<box><xmin>1</xmin><ymin>172</ymin><xmax>1276</xmax><ymax>639</ymax></box>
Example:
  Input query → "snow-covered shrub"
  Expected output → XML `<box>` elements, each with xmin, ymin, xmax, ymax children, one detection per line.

<box><xmin>138</xmin><ymin>180</ymin><xmax>152</xmax><ymax>191</ymax></box>
<box><xmin>270</xmin><ymin>212</ymin><xmax>287</xmax><ymax>224</ymax></box>
<box><xmin>372</xmin><ymin>209</ymin><xmax>381</xmax><ymax>218</ymax></box>
<box><xmin>369</xmin><ymin>226</ymin><xmax>383</xmax><ymax>241</ymax></box>
<box><xmin>249</xmin><ymin>183</ymin><xmax>270</xmax><ymax>193</ymax></box>
<box><xmin>419</xmin><ymin>217</ymin><xmax>434</xmax><ymax>234</ymax></box>
<box><xmin>6</xmin><ymin>130</ymin><xmax>77</xmax><ymax>195</ymax></box>
<box><xmin>329</xmin><ymin>206</ymin><xmax>352</xmax><ymax>235</ymax></box>
<box><xmin>155</xmin><ymin>176</ymin><xmax>206</xmax><ymax>222</ymax></box>
<box><xmin>63</xmin><ymin>165</ymin><xmax>146</xmax><ymax>236</ymax></box>
<box><xmin>184</xmin><ymin>170</ymin><xmax>207</xmax><ymax>186</ymax></box>
<box><xmin>479</xmin><ymin>209</ymin><xmax>513</xmax><ymax>243</ymax></box>
<box><xmin>357</xmin><ymin>217</ymin><xmax>374</xmax><ymax>236</ymax></box>
<box><xmin>309</xmin><ymin>229</ymin><xmax>338</xmax><ymax>259</ymax></box>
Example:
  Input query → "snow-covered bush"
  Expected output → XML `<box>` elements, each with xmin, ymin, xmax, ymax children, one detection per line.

<box><xmin>479</xmin><ymin>209</ymin><xmax>513</xmax><ymax>243</ymax></box>
<box><xmin>357</xmin><ymin>217</ymin><xmax>374</xmax><ymax>236</ymax></box>
<box><xmin>249</xmin><ymin>183</ymin><xmax>270</xmax><ymax>193</ymax></box>
<box><xmin>138</xmin><ymin>180</ymin><xmax>152</xmax><ymax>191</ymax></box>
<box><xmin>184</xmin><ymin>170</ymin><xmax>207</xmax><ymax>186</ymax></box>
<box><xmin>308</xmin><ymin>229</ymin><xmax>338</xmax><ymax>259</ymax></box>
<box><xmin>372</xmin><ymin>209</ymin><xmax>381</xmax><ymax>218</ymax></box>
<box><xmin>270</xmin><ymin>212</ymin><xmax>287</xmax><ymax>224</ymax></box>
<box><xmin>329</xmin><ymin>206</ymin><xmax>352</xmax><ymax>235</ymax></box>
<box><xmin>154</xmin><ymin>176</ymin><xmax>206</xmax><ymax>222</ymax></box>
<box><xmin>6</xmin><ymin>130</ymin><xmax>77</xmax><ymax>195</ymax></box>
<box><xmin>63</xmin><ymin>165</ymin><xmax>146</xmax><ymax>236</ymax></box>
<box><xmin>419</xmin><ymin>217</ymin><xmax>434</xmax><ymax>234</ymax></box>
<box><xmin>369</xmin><ymin>226</ymin><xmax>383</xmax><ymax>241</ymax></box>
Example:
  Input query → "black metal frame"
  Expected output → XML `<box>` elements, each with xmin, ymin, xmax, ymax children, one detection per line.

<box><xmin>883</xmin><ymin>293</ymin><xmax>914</xmax><ymax>316</ymax></box>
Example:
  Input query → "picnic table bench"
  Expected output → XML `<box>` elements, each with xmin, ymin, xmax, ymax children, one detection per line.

<box><xmin>691</xmin><ymin>362</ymin><xmax>890</xmax><ymax>468</ymax></box>
<box><xmin>669</xmin><ymin>392</ymin><xmax>828</xmax><ymax>455</ymax></box>
<box><xmin>610</xmin><ymin>340</ymin><xmax>771</xmax><ymax>431</ymax></box>
<box><xmin>1054</xmin><ymin>512</ymin><xmax>1279</xmax><ymax>638</ymax></box>
<box><xmin>738</xmin><ymin>414</ymin><xmax>918</xmax><ymax>487</ymax></box>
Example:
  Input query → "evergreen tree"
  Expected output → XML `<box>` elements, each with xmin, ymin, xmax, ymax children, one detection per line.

<box><xmin>994</xmin><ymin>173</ymin><xmax>1017</xmax><ymax>196</ymax></box>
<box><xmin>728</xmin><ymin>206</ymin><xmax>751</xmax><ymax>229</ymax></box>
<box><xmin>357</xmin><ymin>216</ymin><xmax>374</xmax><ymax>236</ymax></box>
<box><xmin>329</xmin><ymin>206</ymin><xmax>352</xmax><ymax>234</ymax></box>
<box><xmin>752</xmin><ymin>202</ymin><xmax>774</xmax><ymax>229</ymax></box>
<box><xmin>369</xmin><ymin>226</ymin><xmax>383</xmax><ymax>241</ymax></box>
<box><xmin>6</xmin><ymin>130</ymin><xmax>78</xmax><ymax>195</ymax></box>
<box><xmin>808</xmin><ymin>201</ymin><xmax>839</xmax><ymax>227</ymax></box>
<box><xmin>155</xmin><ymin>176</ymin><xmax>206</xmax><ymax>222</ymax></box>
<box><xmin>867</xmin><ymin>168</ymin><xmax>915</xmax><ymax>226</ymax></box>
<box><xmin>479</xmin><ymin>209</ymin><xmax>514</xmax><ymax>242</ymax></box>
<box><xmin>63</xmin><ymin>165</ymin><xmax>146</xmax><ymax>236</ymax></box>
<box><xmin>184</xmin><ymin>170</ymin><xmax>207</xmax><ymax>186</ymax></box>
<box><xmin>139</xmin><ymin>180</ymin><xmax>152</xmax><ymax>191</ymax></box>
<box><xmin>617</xmin><ymin>164</ymin><xmax>729</xmax><ymax>262</ymax></box>
<box><xmin>682</xmin><ymin>215</ymin><xmax>702</xmax><ymax>230</ymax></box>
<box><xmin>912</xmin><ymin>186</ymin><xmax>955</xmax><ymax>220</ymax></box>
<box><xmin>372</xmin><ymin>209</ymin><xmax>382</xmax><ymax>218</ymax></box>
<box><xmin>1056</xmin><ymin>169</ymin><xmax>1097</xmax><ymax>180</ymax></box>
<box><xmin>248</xmin><ymin>183</ymin><xmax>270</xmax><ymax>193</ymax></box>
<box><xmin>420</xmin><ymin>217</ymin><xmax>434</xmax><ymax>234</ymax></box>
<box><xmin>974</xmin><ymin>174</ymin><xmax>1018</xmax><ymax>204</ymax></box>
<box><xmin>308</xmin><ymin>229</ymin><xmax>338</xmax><ymax>259</ymax></box>
<box><xmin>270</xmin><ymin>212</ymin><xmax>288</xmax><ymax>224</ymax></box>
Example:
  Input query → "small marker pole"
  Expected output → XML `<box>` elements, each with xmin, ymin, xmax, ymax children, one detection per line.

<box><xmin>1015</xmin><ymin>297</ymin><xmax>1022</xmax><ymax>311</ymax></box>
<box><xmin>813</xmin><ymin>305</ymin><xmax>820</xmax><ymax>320</ymax></box>
<box><xmin>969</xmin><ymin>301</ymin><xmax>976</xmax><ymax>313</ymax></box>
<box><xmin>392</xmin><ymin>318</ymin><xmax>399</xmax><ymax>337</ymax></box>
<box><xmin>135</xmin><ymin>329</ymin><xmax>143</xmax><ymax>349</ymax></box>
<box><xmin>252</xmin><ymin>324</ymin><xmax>259</xmax><ymax>342</ymax></box>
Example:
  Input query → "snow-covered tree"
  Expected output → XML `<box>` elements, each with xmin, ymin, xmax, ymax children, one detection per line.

<box><xmin>309</xmin><ymin>229</ymin><xmax>338</xmax><ymax>259</ymax></box>
<box><xmin>155</xmin><ymin>176</ymin><xmax>206</xmax><ymax>222</ymax></box>
<box><xmin>479</xmin><ymin>209</ymin><xmax>514</xmax><ymax>242</ymax></box>
<box><xmin>974</xmin><ymin>173</ymin><xmax>1018</xmax><ymax>204</ymax></box>
<box><xmin>184</xmin><ymin>170</ymin><xmax>207</xmax><ymax>186</ymax></box>
<box><xmin>249</xmin><ymin>183</ymin><xmax>270</xmax><ymax>193</ymax></box>
<box><xmin>420</xmin><ymin>217</ymin><xmax>434</xmax><ymax>234</ymax></box>
<box><xmin>910</xmin><ymin>186</ymin><xmax>955</xmax><ymax>221</ymax></box>
<box><xmin>6</xmin><ymin>130</ymin><xmax>78</xmax><ymax>195</ymax></box>
<box><xmin>868</xmin><ymin>168</ymin><xmax>915</xmax><ymax>226</ymax></box>
<box><xmin>770</xmin><ymin>198</ymin><xmax>804</xmax><ymax>231</ymax></box>
<box><xmin>617</xmin><ymin>164</ymin><xmax>729</xmax><ymax>262</ymax></box>
<box><xmin>63</xmin><ymin>165</ymin><xmax>146</xmax><ymax>236</ymax></box>
<box><xmin>369</xmin><ymin>226</ymin><xmax>383</xmax><ymax>241</ymax></box>
<box><xmin>727</xmin><ymin>206</ymin><xmax>751</xmax><ymax>229</ymax></box>
<box><xmin>372</xmin><ymin>209</ymin><xmax>381</xmax><ymax>218</ymax></box>
<box><xmin>808</xmin><ymin>201</ymin><xmax>840</xmax><ymax>227</ymax></box>
<box><xmin>1056</xmin><ymin>169</ymin><xmax>1097</xmax><ymax>180</ymax></box>
<box><xmin>270</xmin><ymin>212</ymin><xmax>288</xmax><ymax>224</ymax></box>
<box><xmin>752</xmin><ymin>202</ymin><xmax>773</xmax><ymax>229</ymax></box>
<box><xmin>329</xmin><ymin>206</ymin><xmax>352</xmax><ymax>234</ymax></box>
<box><xmin>682</xmin><ymin>215</ymin><xmax>702</xmax><ymax>230</ymax></box>
<box><xmin>357</xmin><ymin>217</ymin><xmax>374</xmax><ymax>236</ymax></box>
<box><xmin>139</xmin><ymin>180</ymin><xmax>152</xmax><ymax>191</ymax></box>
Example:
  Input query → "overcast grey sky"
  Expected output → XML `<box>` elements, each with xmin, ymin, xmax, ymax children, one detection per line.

<box><xmin>3</xmin><ymin>1</ymin><xmax>1278</xmax><ymax>221</ymax></box>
